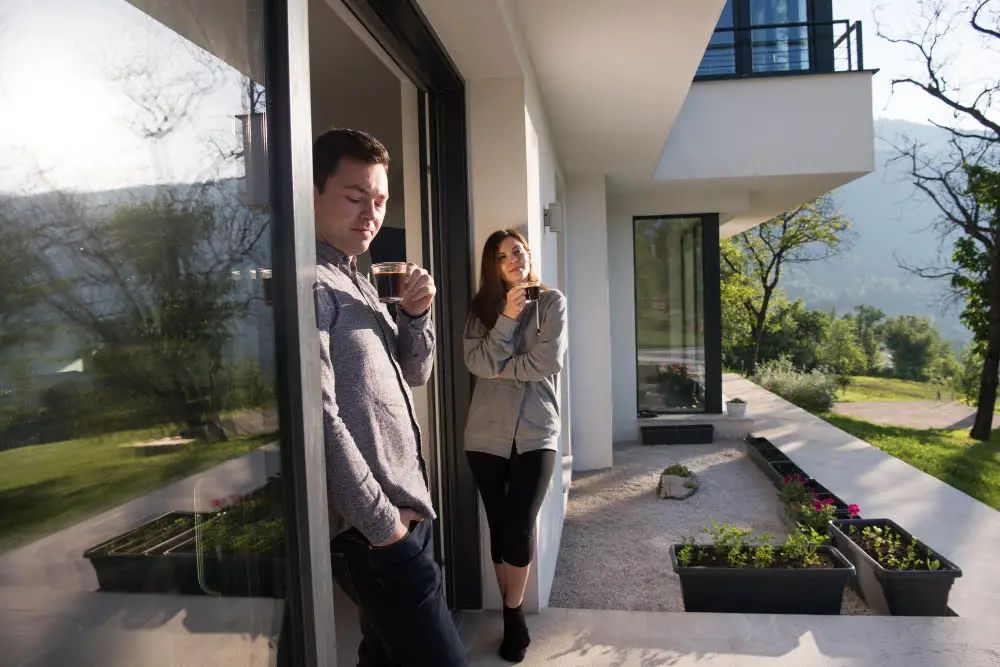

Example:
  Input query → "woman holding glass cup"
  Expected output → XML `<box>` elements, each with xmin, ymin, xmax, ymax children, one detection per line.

<box><xmin>463</xmin><ymin>229</ymin><xmax>568</xmax><ymax>663</ymax></box>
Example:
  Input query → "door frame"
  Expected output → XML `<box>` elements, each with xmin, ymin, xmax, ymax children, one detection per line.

<box><xmin>338</xmin><ymin>0</ymin><xmax>481</xmax><ymax>611</ymax></box>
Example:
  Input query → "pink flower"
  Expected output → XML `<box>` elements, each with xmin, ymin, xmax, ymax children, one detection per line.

<box><xmin>822</xmin><ymin>498</ymin><xmax>835</xmax><ymax>506</ymax></box>
<box><xmin>813</xmin><ymin>501</ymin><xmax>824</xmax><ymax>512</ymax></box>
<box><xmin>848</xmin><ymin>504</ymin><xmax>860</xmax><ymax>517</ymax></box>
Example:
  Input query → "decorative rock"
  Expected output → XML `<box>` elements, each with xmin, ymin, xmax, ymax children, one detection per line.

<box><xmin>657</xmin><ymin>471</ymin><xmax>700</xmax><ymax>500</ymax></box>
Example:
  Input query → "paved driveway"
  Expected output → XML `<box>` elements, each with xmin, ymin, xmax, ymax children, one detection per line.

<box><xmin>833</xmin><ymin>400</ymin><xmax>1000</xmax><ymax>430</ymax></box>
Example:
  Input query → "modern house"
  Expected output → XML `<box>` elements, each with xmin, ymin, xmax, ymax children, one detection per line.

<box><xmin>0</xmin><ymin>0</ymin><xmax>873</xmax><ymax>665</ymax></box>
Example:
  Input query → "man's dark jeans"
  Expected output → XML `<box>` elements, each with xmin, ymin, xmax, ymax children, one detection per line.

<box><xmin>330</xmin><ymin>519</ymin><xmax>467</xmax><ymax>667</ymax></box>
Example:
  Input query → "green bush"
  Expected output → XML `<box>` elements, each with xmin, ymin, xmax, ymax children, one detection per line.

<box><xmin>752</xmin><ymin>357</ymin><xmax>839</xmax><ymax>411</ymax></box>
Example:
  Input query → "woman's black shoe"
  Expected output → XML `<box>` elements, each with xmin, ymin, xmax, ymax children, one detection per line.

<box><xmin>499</xmin><ymin>603</ymin><xmax>530</xmax><ymax>663</ymax></box>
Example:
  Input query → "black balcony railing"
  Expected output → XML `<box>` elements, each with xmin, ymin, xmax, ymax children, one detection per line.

<box><xmin>695</xmin><ymin>19</ymin><xmax>864</xmax><ymax>80</ymax></box>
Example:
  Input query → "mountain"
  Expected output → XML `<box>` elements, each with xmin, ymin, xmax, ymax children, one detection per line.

<box><xmin>784</xmin><ymin>118</ymin><xmax>973</xmax><ymax>347</ymax></box>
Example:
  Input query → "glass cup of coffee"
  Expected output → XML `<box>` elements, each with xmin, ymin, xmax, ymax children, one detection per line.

<box><xmin>521</xmin><ymin>280</ymin><xmax>541</xmax><ymax>302</ymax></box>
<box><xmin>371</xmin><ymin>262</ymin><xmax>408</xmax><ymax>303</ymax></box>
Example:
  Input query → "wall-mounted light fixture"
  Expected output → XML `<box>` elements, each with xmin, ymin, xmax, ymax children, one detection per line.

<box><xmin>543</xmin><ymin>202</ymin><xmax>563</xmax><ymax>233</ymax></box>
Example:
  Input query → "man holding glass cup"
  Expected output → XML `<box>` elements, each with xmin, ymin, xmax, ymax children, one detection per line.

<box><xmin>312</xmin><ymin>128</ymin><xmax>466</xmax><ymax>666</ymax></box>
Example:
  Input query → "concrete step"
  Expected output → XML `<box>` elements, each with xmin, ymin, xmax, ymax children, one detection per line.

<box><xmin>457</xmin><ymin>607</ymin><xmax>1000</xmax><ymax>666</ymax></box>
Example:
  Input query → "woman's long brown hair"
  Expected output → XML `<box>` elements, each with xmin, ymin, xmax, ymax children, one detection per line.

<box><xmin>469</xmin><ymin>229</ymin><xmax>543</xmax><ymax>330</ymax></box>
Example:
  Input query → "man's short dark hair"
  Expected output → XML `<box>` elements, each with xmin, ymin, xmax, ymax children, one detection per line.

<box><xmin>313</xmin><ymin>128</ymin><xmax>390</xmax><ymax>193</ymax></box>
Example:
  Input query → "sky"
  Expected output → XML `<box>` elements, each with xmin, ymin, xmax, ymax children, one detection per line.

<box><xmin>0</xmin><ymin>0</ymin><xmax>995</xmax><ymax>194</ymax></box>
<box><xmin>0</xmin><ymin>0</ymin><xmax>248</xmax><ymax>195</ymax></box>
<box><xmin>834</xmin><ymin>0</ymin><xmax>998</xmax><ymax>129</ymax></box>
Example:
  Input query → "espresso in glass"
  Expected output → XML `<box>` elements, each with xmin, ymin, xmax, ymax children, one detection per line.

<box><xmin>522</xmin><ymin>280</ymin><xmax>541</xmax><ymax>302</ymax></box>
<box><xmin>371</xmin><ymin>262</ymin><xmax>408</xmax><ymax>303</ymax></box>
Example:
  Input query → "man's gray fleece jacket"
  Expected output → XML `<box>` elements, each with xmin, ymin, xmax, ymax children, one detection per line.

<box><xmin>315</xmin><ymin>242</ymin><xmax>436</xmax><ymax>545</ymax></box>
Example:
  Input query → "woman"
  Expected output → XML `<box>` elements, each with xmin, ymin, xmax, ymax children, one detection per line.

<box><xmin>463</xmin><ymin>229</ymin><xmax>568</xmax><ymax>663</ymax></box>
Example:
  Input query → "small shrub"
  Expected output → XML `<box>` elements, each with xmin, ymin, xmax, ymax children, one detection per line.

<box><xmin>663</xmin><ymin>464</ymin><xmax>691</xmax><ymax>477</ymax></box>
<box><xmin>752</xmin><ymin>357</ymin><xmax>839</xmax><ymax>411</ymax></box>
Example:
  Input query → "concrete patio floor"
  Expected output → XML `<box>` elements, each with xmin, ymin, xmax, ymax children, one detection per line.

<box><xmin>457</xmin><ymin>608</ymin><xmax>1000</xmax><ymax>666</ymax></box>
<box><xmin>6</xmin><ymin>382</ymin><xmax>1000</xmax><ymax>666</ymax></box>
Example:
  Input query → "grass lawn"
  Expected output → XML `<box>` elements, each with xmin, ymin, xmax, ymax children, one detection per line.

<box><xmin>0</xmin><ymin>427</ymin><xmax>275</xmax><ymax>553</ymax></box>
<box><xmin>840</xmin><ymin>376</ymin><xmax>947</xmax><ymax>403</ymax></box>
<box><xmin>819</xmin><ymin>411</ymin><xmax>1000</xmax><ymax>512</ymax></box>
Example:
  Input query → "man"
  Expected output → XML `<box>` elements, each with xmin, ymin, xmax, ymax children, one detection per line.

<box><xmin>313</xmin><ymin>128</ymin><xmax>466</xmax><ymax>667</ymax></box>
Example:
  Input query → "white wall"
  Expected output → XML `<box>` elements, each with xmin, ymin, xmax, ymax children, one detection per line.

<box><xmin>464</xmin><ymin>8</ymin><xmax>570</xmax><ymax>607</ymax></box>
<box><xmin>523</xmin><ymin>76</ymin><xmax>566</xmax><ymax>613</ymax></box>
<box><xmin>656</xmin><ymin>72</ymin><xmax>875</xmax><ymax>182</ymax></box>
<box><xmin>607</xmin><ymin>198</ymin><xmax>640</xmax><ymax>444</ymax></box>
<box><xmin>565</xmin><ymin>174</ymin><xmax>614</xmax><ymax>471</ymax></box>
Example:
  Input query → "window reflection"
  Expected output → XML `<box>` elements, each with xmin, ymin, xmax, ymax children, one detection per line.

<box><xmin>697</xmin><ymin>0</ymin><xmax>736</xmax><ymax>77</ymax></box>
<box><xmin>750</xmin><ymin>0</ymin><xmax>810</xmax><ymax>72</ymax></box>
<box><xmin>635</xmin><ymin>218</ymin><xmax>706</xmax><ymax>414</ymax></box>
<box><xmin>0</xmin><ymin>0</ymin><xmax>284</xmax><ymax>664</ymax></box>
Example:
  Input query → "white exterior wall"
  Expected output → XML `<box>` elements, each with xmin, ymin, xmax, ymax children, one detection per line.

<box><xmin>565</xmin><ymin>174</ymin><xmax>614</xmax><ymax>471</ymax></box>
<box><xmin>608</xmin><ymin>199</ymin><xmax>640</xmax><ymax>444</ymax></box>
<box><xmin>466</xmin><ymin>66</ymin><xmax>568</xmax><ymax>611</ymax></box>
<box><xmin>656</xmin><ymin>73</ymin><xmax>875</xmax><ymax>182</ymax></box>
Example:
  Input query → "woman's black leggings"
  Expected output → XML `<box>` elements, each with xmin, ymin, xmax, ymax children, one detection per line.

<box><xmin>466</xmin><ymin>443</ymin><xmax>557</xmax><ymax>568</ymax></box>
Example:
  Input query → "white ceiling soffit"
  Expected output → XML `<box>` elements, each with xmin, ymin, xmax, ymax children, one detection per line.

<box><xmin>125</xmin><ymin>0</ymin><xmax>263</xmax><ymax>81</ymax></box>
<box><xmin>513</xmin><ymin>0</ymin><xmax>726</xmax><ymax>185</ymax></box>
<box><xmin>414</xmin><ymin>0</ymin><xmax>524</xmax><ymax>80</ymax></box>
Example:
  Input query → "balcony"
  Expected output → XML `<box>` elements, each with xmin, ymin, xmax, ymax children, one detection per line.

<box><xmin>696</xmin><ymin>19</ymin><xmax>865</xmax><ymax>80</ymax></box>
<box><xmin>644</xmin><ymin>15</ymin><xmax>874</xmax><ymax>238</ymax></box>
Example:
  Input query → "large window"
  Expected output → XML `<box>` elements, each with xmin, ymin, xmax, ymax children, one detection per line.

<box><xmin>0</xmin><ymin>0</ymin><xmax>290</xmax><ymax>663</ymax></box>
<box><xmin>634</xmin><ymin>217</ymin><xmax>707</xmax><ymax>414</ymax></box>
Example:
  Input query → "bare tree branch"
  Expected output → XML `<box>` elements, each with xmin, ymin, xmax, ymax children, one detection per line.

<box><xmin>971</xmin><ymin>0</ymin><xmax>1000</xmax><ymax>40</ymax></box>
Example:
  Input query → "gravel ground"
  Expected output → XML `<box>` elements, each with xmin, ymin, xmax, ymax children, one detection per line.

<box><xmin>549</xmin><ymin>442</ymin><xmax>873</xmax><ymax>615</ymax></box>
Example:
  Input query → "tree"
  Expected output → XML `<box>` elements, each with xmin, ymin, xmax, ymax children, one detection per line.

<box><xmin>821</xmin><ymin>316</ymin><xmax>867</xmax><ymax>376</ymax></box>
<box><xmin>721</xmin><ymin>196</ymin><xmax>851</xmax><ymax>372</ymax></box>
<box><xmin>853</xmin><ymin>305</ymin><xmax>887</xmax><ymax>374</ymax></box>
<box><xmin>0</xmin><ymin>199</ymin><xmax>47</xmax><ymax>359</ymax></box>
<box><xmin>882</xmin><ymin>315</ymin><xmax>948</xmax><ymax>381</ymax></box>
<box><xmin>954</xmin><ymin>344</ymin><xmax>985</xmax><ymax>405</ymax></box>
<box><xmin>756</xmin><ymin>300</ymin><xmax>831</xmax><ymax>371</ymax></box>
<box><xmin>721</xmin><ymin>238</ymin><xmax>761</xmax><ymax>371</ymax></box>
<box><xmin>38</xmin><ymin>192</ymin><xmax>267</xmax><ymax>434</ymax></box>
<box><xmin>879</xmin><ymin>0</ymin><xmax>1000</xmax><ymax>440</ymax></box>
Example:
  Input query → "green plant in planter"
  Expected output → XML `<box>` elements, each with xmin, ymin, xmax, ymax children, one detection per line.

<box><xmin>676</xmin><ymin>536</ymin><xmax>702</xmax><ymax>567</ymax></box>
<box><xmin>678</xmin><ymin>520</ymin><xmax>830</xmax><ymax>569</ymax></box>
<box><xmin>779</xmin><ymin>474</ymin><xmax>860</xmax><ymax>535</ymax></box>
<box><xmin>751</xmin><ymin>533</ymin><xmax>776</xmax><ymax>569</ymax></box>
<box><xmin>663</xmin><ymin>464</ymin><xmax>691</xmax><ymax>477</ymax></box>
<box><xmin>111</xmin><ymin>515</ymin><xmax>194</xmax><ymax>554</ymax></box>
<box><xmin>782</xmin><ymin>526</ymin><xmax>823</xmax><ymax>567</ymax></box>
<box><xmin>727</xmin><ymin>397</ymin><xmax>746</xmax><ymax>404</ymax></box>
<box><xmin>657</xmin><ymin>363</ymin><xmax>690</xmax><ymax>394</ymax></box>
<box><xmin>856</xmin><ymin>525</ymin><xmax>941</xmax><ymax>571</ymax></box>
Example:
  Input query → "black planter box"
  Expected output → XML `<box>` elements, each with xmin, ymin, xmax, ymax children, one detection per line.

<box><xmin>804</xmin><ymin>480</ymin><xmax>833</xmax><ymax>496</ymax></box>
<box><xmin>669</xmin><ymin>545</ymin><xmax>854</xmax><ymax>614</ymax></box>
<box><xmin>164</xmin><ymin>537</ymin><xmax>285</xmax><ymax>598</ymax></box>
<box><xmin>828</xmin><ymin>518</ymin><xmax>961</xmax><ymax>616</ymax></box>
<box><xmin>84</xmin><ymin>480</ymin><xmax>287</xmax><ymax>599</ymax></box>
<box><xmin>770</xmin><ymin>461</ymin><xmax>808</xmax><ymax>485</ymax></box>
<box><xmin>84</xmin><ymin>512</ymin><xmax>200</xmax><ymax>593</ymax></box>
<box><xmin>640</xmin><ymin>423</ymin><xmax>713</xmax><ymax>445</ymax></box>
<box><xmin>745</xmin><ymin>442</ymin><xmax>788</xmax><ymax>485</ymax></box>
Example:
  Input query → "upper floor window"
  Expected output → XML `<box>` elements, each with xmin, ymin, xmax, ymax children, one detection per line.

<box><xmin>696</xmin><ymin>0</ymin><xmax>863</xmax><ymax>79</ymax></box>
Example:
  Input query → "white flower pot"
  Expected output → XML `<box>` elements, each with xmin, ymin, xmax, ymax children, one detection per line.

<box><xmin>726</xmin><ymin>402</ymin><xmax>747</xmax><ymax>418</ymax></box>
